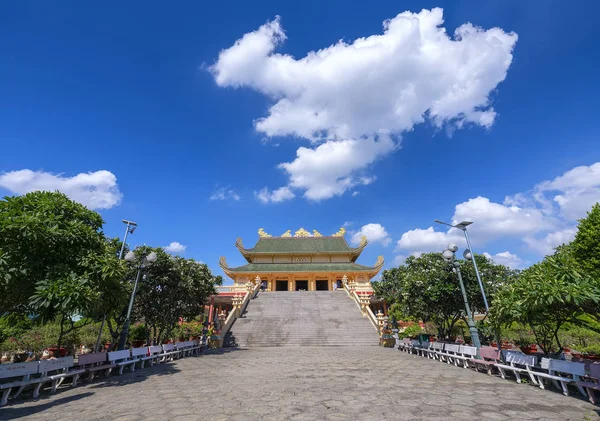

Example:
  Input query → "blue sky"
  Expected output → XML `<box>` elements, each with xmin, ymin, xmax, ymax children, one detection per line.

<box><xmin>1</xmin><ymin>1</ymin><xmax>599</xmax><ymax>282</ymax></box>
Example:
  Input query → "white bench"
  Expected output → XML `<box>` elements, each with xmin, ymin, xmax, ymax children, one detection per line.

<box><xmin>470</xmin><ymin>346</ymin><xmax>500</xmax><ymax>375</ymax></box>
<box><xmin>161</xmin><ymin>343</ymin><xmax>181</xmax><ymax>361</ymax></box>
<box><xmin>174</xmin><ymin>341</ymin><xmax>195</xmax><ymax>357</ymax></box>
<box><xmin>439</xmin><ymin>344</ymin><xmax>461</xmax><ymax>364</ymax></box>
<box><xmin>398</xmin><ymin>338</ymin><xmax>411</xmax><ymax>351</ymax></box>
<box><xmin>107</xmin><ymin>349</ymin><xmax>136</xmax><ymax>375</ymax></box>
<box><xmin>453</xmin><ymin>345</ymin><xmax>478</xmax><ymax>368</ymax></box>
<box><xmin>147</xmin><ymin>345</ymin><xmax>165</xmax><ymax>365</ymax></box>
<box><xmin>577</xmin><ymin>363</ymin><xmax>600</xmax><ymax>404</ymax></box>
<box><xmin>495</xmin><ymin>351</ymin><xmax>538</xmax><ymax>384</ymax></box>
<box><xmin>531</xmin><ymin>358</ymin><xmax>587</xmax><ymax>397</ymax></box>
<box><xmin>131</xmin><ymin>347</ymin><xmax>154</xmax><ymax>369</ymax></box>
<box><xmin>427</xmin><ymin>342</ymin><xmax>445</xmax><ymax>360</ymax></box>
<box><xmin>0</xmin><ymin>361</ymin><xmax>42</xmax><ymax>406</ymax></box>
<box><xmin>77</xmin><ymin>352</ymin><xmax>115</xmax><ymax>380</ymax></box>
<box><xmin>36</xmin><ymin>356</ymin><xmax>85</xmax><ymax>396</ymax></box>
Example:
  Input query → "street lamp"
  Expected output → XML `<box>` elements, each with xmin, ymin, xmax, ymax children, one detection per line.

<box><xmin>434</xmin><ymin>220</ymin><xmax>489</xmax><ymax>312</ymax></box>
<box><xmin>95</xmin><ymin>219</ymin><xmax>138</xmax><ymax>352</ymax></box>
<box><xmin>442</xmin><ymin>244</ymin><xmax>482</xmax><ymax>349</ymax></box>
<box><xmin>117</xmin><ymin>250</ymin><xmax>158</xmax><ymax>350</ymax></box>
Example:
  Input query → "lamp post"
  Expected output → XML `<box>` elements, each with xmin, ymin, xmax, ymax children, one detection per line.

<box><xmin>434</xmin><ymin>220</ymin><xmax>489</xmax><ymax>312</ymax></box>
<box><xmin>117</xmin><ymin>250</ymin><xmax>157</xmax><ymax>350</ymax></box>
<box><xmin>94</xmin><ymin>219</ymin><xmax>138</xmax><ymax>352</ymax></box>
<box><xmin>442</xmin><ymin>244</ymin><xmax>481</xmax><ymax>349</ymax></box>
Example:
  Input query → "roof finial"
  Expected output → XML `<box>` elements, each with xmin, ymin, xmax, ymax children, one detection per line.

<box><xmin>313</xmin><ymin>230</ymin><xmax>322</xmax><ymax>237</ymax></box>
<box><xmin>281</xmin><ymin>230</ymin><xmax>292</xmax><ymax>237</ymax></box>
<box><xmin>294</xmin><ymin>227</ymin><xmax>311</xmax><ymax>237</ymax></box>
<box><xmin>332</xmin><ymin>227</ymin><xmax>346</xmax><ymax>237</ymax></box>
<box><xmin>258</xmin><ymin>228</ymin><xmax>271</xmax><ymax>237</ymax></box>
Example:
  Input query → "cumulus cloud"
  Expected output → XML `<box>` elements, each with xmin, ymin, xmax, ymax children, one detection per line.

<box><xmin>0</xmin><ymin>169</ymin><xmax>122</xmax><ymax>210</ymax></box>
<box><xmin>351</xmin><ymin>223</ymin><xmax>391</xmax><ymax>246</ymax></box>
<box><xmin>524</xmin><ymin>228</ymin><xmax>576</xmax><ymax>256</ymax></box>
<box><xmin>164</xmin><ymin>242</ymin><xmax>186</xmax><ymax>254</ymax></box>
<box><xmin>254</xmin><ymin>186</ymin><xmax>295</xmax><ymax>203</ymax></box>
<box><xmin>483</xmin><ymin>251</ymin><xmax>523</xmax><ymax>269</ymax></box>
<box><xmin>211</xmin><ymin>9</ymin><xmax>518</xmax><ymax>200</ymax></box>
<box><xmin>210</xmin><ymin>187</ymin><xmax>240</xmax><ymax>201</ymax></box>
<box><xmin>396</xmin><ymin>162</ymin><xmax>600</xmax><ymax>258</ymax></box>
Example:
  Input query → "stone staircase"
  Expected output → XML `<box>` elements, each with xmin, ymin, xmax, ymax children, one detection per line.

<box><xmin>224</xmin><ymin>291</ymin><xmax>379</xmax><ymax>347</ymax></box>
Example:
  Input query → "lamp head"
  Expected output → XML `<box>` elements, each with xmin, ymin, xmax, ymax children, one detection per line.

<box><xmin>455</xmin><ymin>221</ymin><xmax>473</xmax><ymax>230</ymax></box>
<box><xmin>124</xmin><ymin>251</ymin><xmax>136</xmax><ymax>262</ymax></box>
<box><xmin>463</xmin><ymin>249</ymin><xmax>472</xmax><ymax>260</ymax></box>
<box><xmin>146</xmin><ymin>252</ymin><xmax>158</xmax><ymax>264</ymax></box>
<box><xmin>442</xmin><ymin>249</ymin><xmax>455</xmax><ymax>263</ymax></box>
<box><xmin>447</xmin><ymin>243</ymin><xmax>458</xmax><ymax>253</ymax></box>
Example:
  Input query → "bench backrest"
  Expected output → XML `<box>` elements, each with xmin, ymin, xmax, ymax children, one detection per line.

<box><xmin>410</xmin><ymin>339</ymin><xmax>420</xmax><ymax>347</ymax></box>
<box><xmin>541</xmin><ymin>358</ymin><xmax>586</xmax><ymax>376</ymax></box>
<box><xmin>39</xmin><ymin>356</ymin><xmax>74</xmax><ymax>374</ymax></box>
<box><xmin>175</xmin><ymin>341</ymin><xmax>191</xmax><ymax>349</ymax></box>
<box><xmin>107</xmin><ymin>349</ymin><xmax>131</xmax><ymax>362</ymax></box>
<box><xmin>402</xmin><ymin>338</ymin><xmax>411</xmax><ymax>344</ymax></box>
<box><xmin>459</xmin><ymin>345</ymin><xmax>477</xmax><ymax>357</ymax></box>
<box><xmin>504</xmin><ymin>350</ymin><xmax>536</xmax><ymax>367</ymax></box>
<box><xmin>479</xmin><ymin>346</ymin><xmax>500</xmax><ymax>361</ymax></box>
<box><xmin>432</xmin><ymin>342</ymin><xmax>443</xmax><ymax>350</ymax></box>
<box><xmin>445</xmin><ymin>344</ymin><xmax>460</xmax><ymax>353</ymax></box>
<box><xmin>78</xmin><ymin>352</ymin><xmax>107</xmax><ymax>366</ymax></box>
<box><xmin>148</xmin><ymin>345</ymin><xmax>163</xmax><ymax>355</ymax></box>
<box><xmin>0</xmin><ymin>361</ymin><xmax>39</xmax><ymax>379</ymax></box>
<box><xmin>131</xmin><ymin>347</ymin><xmax>148</xmax><ymax>358</ymax></box>
<box><xmin>586</xmin><ymin>363</ymin><xmax>600</xmax><ymax>379</ymax></box>
<box><xmin>162</xmin><ymin>344</ymin><xmax>175</xmax><ymax>352</ymax></box>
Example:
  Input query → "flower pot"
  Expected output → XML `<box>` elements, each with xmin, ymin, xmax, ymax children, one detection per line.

<box><xmin>47</xmin><ymin>347</ymin><xmax>68</xmax><ymax>357</ymax></box>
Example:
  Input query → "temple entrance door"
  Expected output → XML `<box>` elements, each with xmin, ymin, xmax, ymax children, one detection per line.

<box><xmin>276</xmin><ymin>280</ymin><xmax>288</xmax><ymax>291</ymax></box>
<box><xmin>316</xmin><ymin>280</ymin><xmax>328</xmax><ymax>291</ymax></box>
<box><xmin>295</xmin><ymin>280</ymin><xmax>308</xmax><ymax>291</ymax></box>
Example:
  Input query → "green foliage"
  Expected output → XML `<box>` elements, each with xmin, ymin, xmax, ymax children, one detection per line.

<box><xmin>129</xmin><ymin>323</ymin><xmax>148</xmax><ymax>341</ymax></box>
<box><xmin>372</xmin><ymin>252</ymin><xmax>515</xmax><ymax>340</ymax></box>
<box><xmin>130</xmin><ymin>246</ymin><xmax>221</xmax><ymax>344</ymax></box>
<box><xmin>490</xmin><ymin>250</ymin><xmax>600</xmax><ymax>354</ymax></box>
<box><xmin>0</xmin><ymin>314</ymin><xmax>32</xmax><ymax>343</ymax></box>
<box><xmin>571</xmin><ymin>203</ymin><xmax>600</xmax><ymax>279</ymax></box>
<box><xmin>401</xmin><ymin>324</ymin><xmax>423</xmax><ymax>338</ymax></box>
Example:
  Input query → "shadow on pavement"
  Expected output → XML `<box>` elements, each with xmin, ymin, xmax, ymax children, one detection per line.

<box><xmin>0</xmin><ymin>392</ymin><xmax>93</xmax><ymax>420</ymax></box>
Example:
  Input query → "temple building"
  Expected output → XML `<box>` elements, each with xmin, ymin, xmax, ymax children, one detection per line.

<box><xmin>219</xmin><ymin>227</ymin><xmax>384</xmax><ymax>292</ymax></box>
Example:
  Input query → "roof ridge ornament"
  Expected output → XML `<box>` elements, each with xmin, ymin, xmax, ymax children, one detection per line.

<box><xmin>258</xmin><ymin>228</ymin><xmax>271</xmax><ymax>238</ymax></box>
<box><xmin>313</xmin><ymin>230</ymin><xmax>322</xmax><ymax>237</ymax></box>
<box><xmin>360</xmin><ymin>235</ymin><xmax>368</xmax><ymax>247</ymax></box>
<box><xmin>332</xmin><ymin>227</ymin><xmax>346</xmax><ymax>237</ymax></box>
<box><xmin>219</xmin><ymin>256</ymin><xmax>228</xmax><ymax>268</ymax></box>
<box><xmin>294</xmin><ymin>227</ymin><xmax>311</xmax><ymax>237</ymax></box>
<box><xmin>374</xmin><ymin>255</ymin><xmax>384</xmax><ymax>267</ymax></box>
<box><xmin>281</xmin><ymin>230</ymin><xmax>292</xmax><ymax>237</ymax></box>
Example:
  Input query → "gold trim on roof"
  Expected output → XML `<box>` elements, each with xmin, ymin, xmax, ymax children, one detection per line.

<box><xmin>281</xmin><ymin>230</ymin><xmax>292</xmax><ymax>237</ymax></box>
<box><xmin>332</xmin><ymin>227</ymin><xmax>346</xmax><ymax>237</ymax></box>
<box><xmin>294</xmin><ymin>227</ymin><xmax>311</xmax><ymax>237</ymax></box>
<box><xmin>313</xmin><ymin>230</ymin><xmax>322</xmax><ymax>237</ymax></box>
<box><xmin>219</xmin><ymin>256</ymin><xmax>228</xmax><ymax>268</ymax></box>
<box><xmin>258</xmin><ymin>228</ymin><xmax>271</xmax><ymax>237</ymax></box>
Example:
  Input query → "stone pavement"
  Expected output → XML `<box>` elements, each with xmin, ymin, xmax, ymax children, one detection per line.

<box><xmin>1</xmin><ymin>347</ymin><xmax>598</xmax><ymax>421</ymax></box>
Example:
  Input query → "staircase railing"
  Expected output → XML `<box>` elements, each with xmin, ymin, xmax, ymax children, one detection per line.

<box><xmin>219</xmin><ymin>282</ymin><xmax>261</xmax><ymax>344</ymax></box>
<box><xmin>342</xmin><ymin>280</ymin><xmax>379</xmax><ymax>332</ymax></box>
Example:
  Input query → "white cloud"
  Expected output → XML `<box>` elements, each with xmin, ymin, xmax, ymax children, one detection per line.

<box><xmin>396</xmin><ymin>226</ymin><xmax>463</xmax><ymax>254</ymax></box>
<box><xmin>0</xmin><ymin>169</ymin><xmax>122</xmax><ymax>210</ymax></box>
<box><xmin>534</xmin><ymin>162</ymin><xmax>600</xmax><ymax>220</ymax></box>
<box><xmin>211</xmin><ymin>9</ymin><xmax>517</xmax><ymax>200</ymax></box>
<box><xmin>483</xmin><ymin>251</ymin><xmax>523</xmax><ymax>269</ymax></box>
<box><xmin>278</xmin><ymin>135</ymin><xmax>393</xmax><ymax>201</ymax></box>
<box><xmin>524</xmin><ymin>228</ymin><xmax>576</xmax><ymax>256</ymax></box>
<box><xmin>254</xmin><ymin>186</ymin><xmax>295</xmax><ymax>203</ymax></box>
<box><xmin>164</xmin><ymin>242</ymin><xmax>186</xmax><ymax>254</ymax></box>
<box><xmin>210</xmin><ymin>187</ymin><xmax>240</xmax><ymax>201</ymax></box>
<box><xmin>351</xmin><ymin>223</ymin><xmax>391</xmax><ymax>246</ymax></box>
<box><xmin>342</xmin><ymin>221</ymin><xmax>353</xmax><ymax>228</ymax></box>
<box><xmin>393</xmin><ymin>255</ymin><xmax>407</xmax><ymax>266</ymax></box>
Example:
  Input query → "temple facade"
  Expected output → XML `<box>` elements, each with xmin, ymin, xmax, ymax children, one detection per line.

<box><xmin>219</xmin><ymin>227</ymin><xmax>384</xmax><ymax>292</ymax></box>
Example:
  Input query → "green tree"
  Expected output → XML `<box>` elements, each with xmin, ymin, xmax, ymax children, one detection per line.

<box><xmin>571</xmin><ymin>203</ymin><xmax>600</xmax><ymax>279</ymax></box>
<box><xmin>0</xmin><ymin>191</ymin><xmax>105</xmax><ymax>314</ymax></box>
<box><xmin>0</xmin><ymin>191</ymin><xmax>127</xmax><ymax>350</ymax></box>
<box><xmin>372</xmin><ymin>253</ymin><xmax>514</xmax><ymax>340</ymax></box>
<box><xmin>490</xmin><ymin>250</ymin><xmax>600</xmax><ymax>355</ymax></box>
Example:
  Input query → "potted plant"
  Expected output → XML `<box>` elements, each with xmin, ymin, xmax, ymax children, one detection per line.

<box><xmin>129</xmin><ymin>323</ymin><xmax>148</xmax><ymax>348</ymax></box>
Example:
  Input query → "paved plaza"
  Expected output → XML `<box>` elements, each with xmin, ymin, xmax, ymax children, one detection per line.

<box><xmin>1</xmin><ymin>347</ymin><xmax>598</xmax><ymax>421</ymax></box>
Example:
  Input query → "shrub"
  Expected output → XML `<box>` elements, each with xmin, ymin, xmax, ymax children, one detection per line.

<box><xmin>401</xmin><ymin>323</ymin><xmax>423</xmax><ymax>338</ymax></box>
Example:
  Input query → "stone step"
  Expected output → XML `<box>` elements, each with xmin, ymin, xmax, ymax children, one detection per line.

<box><xmin>224</xmin><ymin>291</ymin><xmax>379</xmax><ymax>348</ymax></box>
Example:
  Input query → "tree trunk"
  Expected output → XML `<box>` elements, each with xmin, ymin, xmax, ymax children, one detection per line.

<box><xmin>57</xmin><ymin>317</ymin><xmax>65</xmax><ymax>354</ymax></box>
